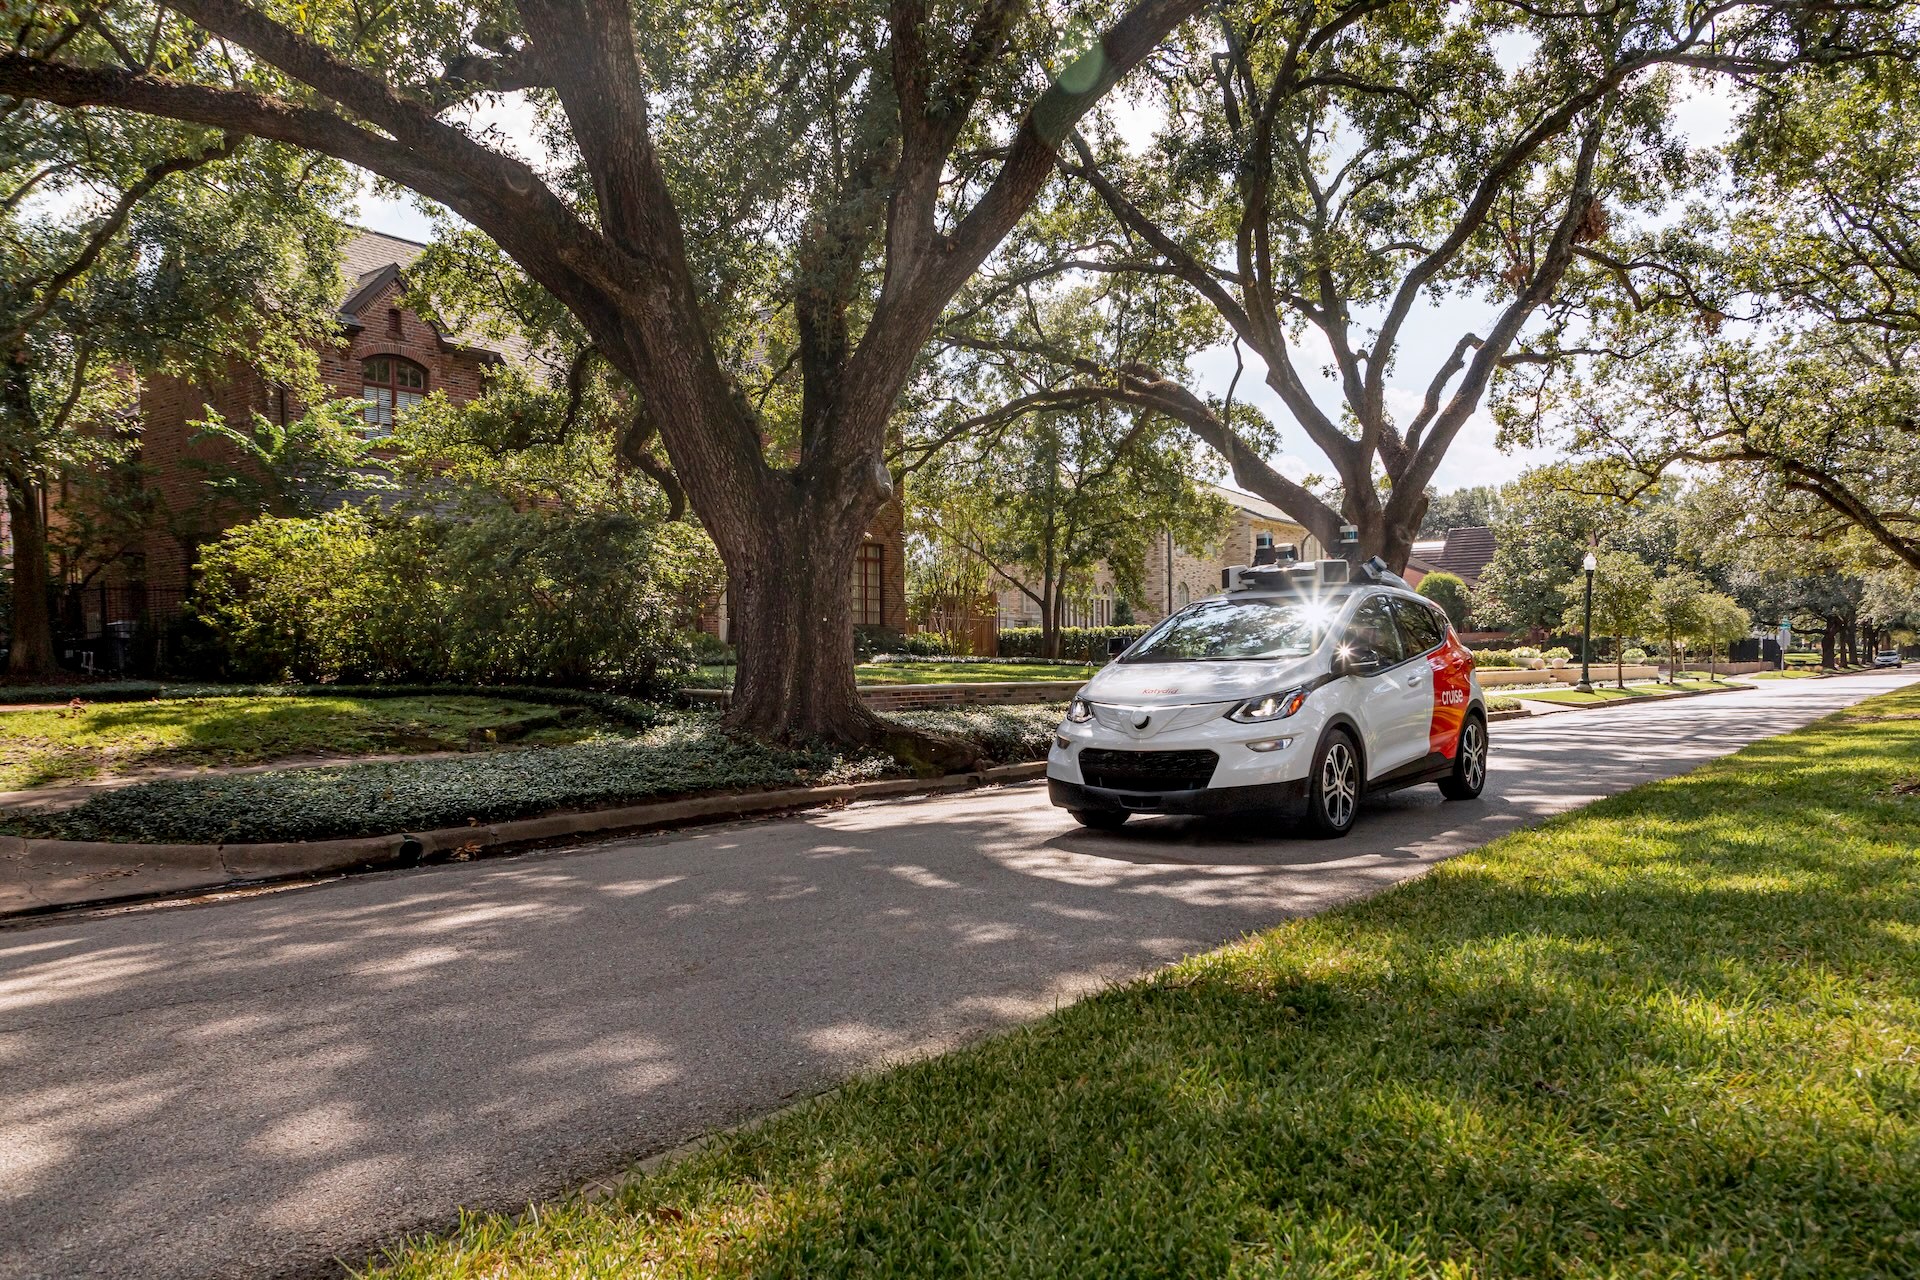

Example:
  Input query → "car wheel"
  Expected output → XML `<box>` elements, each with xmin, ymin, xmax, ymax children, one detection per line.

<box><xmin>1439</xmin><ymin>714</ymin><xmax>1488</xmax><ymax>801</ymax></box>
<box><xmin>1304</xmin><ymin>728</ymin><xmax>1360</xmax><ymax>837</ymax></box>
<box><xmin>1070</xmin><ymin>809</ymin><xmax>1128</xmax><ymax>831</ymax></box>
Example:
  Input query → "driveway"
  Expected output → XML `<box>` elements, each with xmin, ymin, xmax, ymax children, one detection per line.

<box><xmin>2</xmin><ymin>670</ymin><xmax>1912</xmax><ymax>1280</ymax></box>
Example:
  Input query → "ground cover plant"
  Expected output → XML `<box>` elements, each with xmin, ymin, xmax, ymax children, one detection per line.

<box><xmin>0</xmin><ymin>695</ymin><xmax>608</xmax><ymax>791</ymax></box>
<box><xmin>1516</xmin><ymin>678</ymin><xmax>1735</xmax><ymax>706</ymax></box>
<box><xmin>359</xmin><ymin>685</ymin><xmax>1920</xmax><ymax>1279</ymax></box>
<box><xmin>0</xmin><ymin>706</ymin><xmax>1065</xmax><ymax>844</ymax></box>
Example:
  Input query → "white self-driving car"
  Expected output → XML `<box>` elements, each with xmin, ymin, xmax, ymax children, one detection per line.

<box><xmin>1048</xmin><ymin>557</ymin><xmax>1488</xmax><ymax>837</ymax></box>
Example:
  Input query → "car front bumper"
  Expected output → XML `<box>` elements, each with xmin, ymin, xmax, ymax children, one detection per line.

<box><xmin>1047</xmin><ymin>775</ymin><xmax>1311</xmax><ymax>817</ymax></box>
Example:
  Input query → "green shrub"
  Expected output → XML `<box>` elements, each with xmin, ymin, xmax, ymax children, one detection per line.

<box><xmin>1471</xmin><ymin>649</ymin><xmax>1518</xmax><ymax>668</ymax></box>
<box><xmin>1415</xmin><ymin>571</ymin><xmax>1471</xmax><ymax>630</ymax></box>
<box><xmin>895</xmin><ymin>631</ymin><xmax>952</xmax><ymax>657</ymax></box>
<box><xmin>191</xmin><ymin>506</ymin><xmax>718</xmax><ymax>696</ymax></box>
<box><xmin>998</xmin><ymin>625</ymin><xmax>1149</xmax><ymax>660</ymax></box>
<box><xmin>689</xmin><ymin>632</ymin><xmax>732</xmax><ymax>665</ymax></box>
<box><xmin>1622</xmin><ymin>647</ymin><xmax>1649</xmax><ymax>663</ymax></box>
<box><xmin>1544</xmin><ymin>646</ymin><xmax>1573</xmax><ymax>661</ymax></box>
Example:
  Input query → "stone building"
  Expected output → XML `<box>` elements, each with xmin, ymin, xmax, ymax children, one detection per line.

<box><xmin>990</xmin><ymin>483</ymin><xmax>1325</xmax><ymax>630</ymax></box>
<box><xmin>1137</xmin><ymin>483</ymin><xmax>1324</xmax><ymax>622</ymax></box>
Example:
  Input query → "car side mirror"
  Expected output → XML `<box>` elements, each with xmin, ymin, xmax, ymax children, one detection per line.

<box><xmin>1107</xmin><ymin>637</ymin><xmax>1129</xmax><ymax>656</ymax></box>
<box><xmin>1335</xmin><ymin>646</ymin><xmax>1383</xmax><ymax>677</ymax></box>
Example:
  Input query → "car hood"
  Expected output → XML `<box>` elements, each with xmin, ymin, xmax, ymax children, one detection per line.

<box><xmin>1079</xmin><ymin>657</ymin><xmax>1320</xmax><ymax>707</ymax></box>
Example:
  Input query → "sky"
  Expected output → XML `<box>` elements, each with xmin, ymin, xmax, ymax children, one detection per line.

<box><xmin>353</xmin><ymin>65</ymin><xmax>1745</xmax><ymax>497</ymax></box>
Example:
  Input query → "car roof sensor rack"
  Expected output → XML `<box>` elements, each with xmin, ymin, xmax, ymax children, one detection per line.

<box><xmin>1350</xmin><ymin>555</ymin><xmax>1413</xmax><ymax>592</ymax></box>
<box><xmin>1224</xmin><ymin>558</ymin><xmax>1359</xmax><ymax>594</ymax></box>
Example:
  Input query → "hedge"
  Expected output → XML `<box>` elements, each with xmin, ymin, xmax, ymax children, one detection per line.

<box><xmin>996</xmin><ymin>625</ymin><xmax>1150</xmax><ymax>660</ymax></box>
<box><xmin>0</xmin><ymin>705</ymin><xmax>1065</xmax><ymax>845</ymax></box>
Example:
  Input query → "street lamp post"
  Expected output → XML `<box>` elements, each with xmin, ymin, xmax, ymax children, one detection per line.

<box><xmin>1577</xmin><ymin>550</ymin><xmax>1598</xmax><ymax>694</ymax></box>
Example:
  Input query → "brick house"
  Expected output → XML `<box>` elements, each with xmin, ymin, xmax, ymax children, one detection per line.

<box><xmin>96</xmin><ymin>227</ymin><xmax>906</xmax><ymax>640</ymax></box>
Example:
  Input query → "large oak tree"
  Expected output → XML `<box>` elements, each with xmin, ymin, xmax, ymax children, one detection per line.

<box><xmin>0</xmin><ymin>0</ymin><xmax>1204</xmax><ymax>746</ymax></box>
<box><xmin>958</xmin><ymin>0</ymin><xmax>1896</xmax><ymax>571</ymax></box>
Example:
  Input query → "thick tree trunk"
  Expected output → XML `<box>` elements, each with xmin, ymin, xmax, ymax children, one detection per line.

<box><xmin>1820</xmin><ymin>619</ymin><xmax>1837</xmax><ymax>670</ymax></box>
<box><xmin>714</xmin><ymin>484</ymin><xmax>977</xmax><ymax>772</ymax></box>
<box><xmin>5</xmin><ymin>472</ymin><xmax>57</xmax><ymax>680</ymax></box>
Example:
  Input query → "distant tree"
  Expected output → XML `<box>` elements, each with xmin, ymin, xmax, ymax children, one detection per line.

<box><xmin>1475</xmin><ymin>468</ymin><xmax>1682</xmax><ymax>635</ymax></box>
<box><xmin>1419</xmin><ymin>488</ymin><xmax>1502</xmax><ymax>538</ymax></box>
<box><xmin>1416</xmin><ymin>572</ymin><xmax>1472</xmax><ymax>633</ymax></box>
<box><xmin>908</xmin><ymin>396</ymin><xmax>1228</xmax><ymax>659</ymax></box>
<box><xmin>1650</xmin><ymin>570</ymin><xmax>1711</xmax><ymax>684</ymax></box>
<box><xmin>1562</xmin><ymin>552</ymin><xmax>1655</xmax><ymax>688</ymax></box>
<box><xmin>1692</xmin><ymin>592</ymin><xmax>1753</xmax><ymax>679</ymax></box>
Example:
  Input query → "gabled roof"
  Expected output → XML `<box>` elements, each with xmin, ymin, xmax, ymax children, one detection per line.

<box><xmin>1412</xmin><ymin>525</ymin><xmax>1497</xmax><ymax>583</ymax></box>
<box><xmin>335</xmin><ymin>226</ymin><xmax>533</xmax><ymax>367</ymax></box>
<box><xmin>1206</xmin><ymin>482</ymin><xmax>1307</xmax><ymax>528</ymax></box>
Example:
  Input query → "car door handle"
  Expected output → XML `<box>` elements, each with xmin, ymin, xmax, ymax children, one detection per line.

<box><xmin>1407</xmin><ymin>673</ymin><xmax>1424</xmax><ymax>687</ymax></box>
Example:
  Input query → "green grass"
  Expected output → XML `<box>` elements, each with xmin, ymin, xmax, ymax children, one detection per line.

<box><xmin>361</xmin><ymin>685</ymin><xmax>1920</xmax><ymax>1280</ymax></box>
<box><xmin>683</xmin><ymin>662</ymin><xmax>1097</xmax><ymax>689</ymax></box>
<box><xmin>1745</xmin><ymin>669</ymin><xmax>1826</xmax><ymax>681</ymax></box>
<box><xmin>0</xmin><ymin>695</ymin><xmax>606</xmax><ymax>791</ymax></box>
<box><xmin>1514</xmin><ymin>678</ymin><xmax>1734</xmax><ymax>706</ymax></box>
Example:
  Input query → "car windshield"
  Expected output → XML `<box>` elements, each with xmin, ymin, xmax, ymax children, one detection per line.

<box><xmin>1122</xmin><ymin>597</ymin><xmax>1336</xmax><ymax>663</ymax></box>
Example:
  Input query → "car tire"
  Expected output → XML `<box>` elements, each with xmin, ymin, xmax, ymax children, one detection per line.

<box><xmin>1304</xmin><ymin>728</ymin><xmax>1361</xmax><ymax>837</ymax></box>
<box><xmin>1439</xmin><ymin>713</ymin><xmax>1488</xmax><ymax>801</ymax></box>
<box><xmin>1070</xmin><ymin>809</ymin><xmax>1128</xmax><ymax>831</ymax></box>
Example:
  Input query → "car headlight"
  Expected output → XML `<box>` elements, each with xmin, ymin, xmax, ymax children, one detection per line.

<box><xmin>1066</xmin><ymin>696</ymin><xmax>1094</xmax><ymax>723</ymax></box>
<box><xmin>1228</xmin><ymin>688</ymin><xmax>1307</xmax><ymax>723</ymax></box>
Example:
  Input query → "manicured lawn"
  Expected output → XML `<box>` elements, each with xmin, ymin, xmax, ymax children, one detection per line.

<box><xmin>1514</xmin><ymin>678</ymin><xmax>1734</xmax><ymax>706</ymax></box>
<box><xmin>685</xmin><ymin>662</ymin><xmax>1096</xmax><ymax>688</ymax></box>
<box><xmin>1745</xmin><ymin>669</ymin><xmax>1827</xmax><ymax>680</ymax></box>
<box><xmin>0</xmin><ymin>694</ymin><xmax>606</xmax><ymax>791</ymax></box>
<box><xmin>360</xmin><ymin>685</ymin><xmax>1920</xmax><ymax>1279</ymax></box>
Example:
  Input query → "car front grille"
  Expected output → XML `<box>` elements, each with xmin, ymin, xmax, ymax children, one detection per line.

<box><xmin>1079</xmin><ymin>748</ymin><xmax>1219</xmax><ymax>793</ymax></box>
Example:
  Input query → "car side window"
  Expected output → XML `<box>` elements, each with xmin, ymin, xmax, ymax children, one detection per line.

<box><xmin>1390</xmin><ymin>597</ymin><xmax>1444</xmax><ymax>656</ymax></box>
<box><xmin>1343</xmin><ymin>596</ymin><xmax>1405</xmax><ymax>668</ymax></box>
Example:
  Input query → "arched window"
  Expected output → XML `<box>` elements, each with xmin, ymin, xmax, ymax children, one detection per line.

<box><xmin>361</xmin><ymin>356</ymin><xmax>426</xmax><ymax>434</ymax></box>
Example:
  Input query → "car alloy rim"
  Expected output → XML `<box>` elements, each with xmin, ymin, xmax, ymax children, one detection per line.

<box><xmin>1463</xmin><ymin>722</ymin><xmax>1485</xmax><ymax>790</ymax></box>
<box><xmin>1322</xmin><ymin>741</ymin><xmax>1356</xmax><ymax>827</ymax></box>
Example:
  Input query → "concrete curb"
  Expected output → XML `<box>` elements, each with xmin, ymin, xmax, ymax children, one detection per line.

<box><xmin>1509</xmin><ymin>684</ymin><xmax>1742</xmax><ymax>714</ymax></box>
<box><xmin>0</xmin><ymin>762</ymin><xmax>1049</xmax><ymax>921</ymax></box>
<box><xmin>1485</xmin><ymin>707</ymin><xmax>1531</xmax><ymax>722</ymax></box>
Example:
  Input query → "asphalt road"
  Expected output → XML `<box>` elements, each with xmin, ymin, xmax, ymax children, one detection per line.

<box><xmin>3</xmin><ymin>670</ymin><xmax>1913</xmax><ymax>1280</ymax></box>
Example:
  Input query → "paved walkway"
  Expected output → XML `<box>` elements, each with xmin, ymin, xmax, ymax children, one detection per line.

<box><xmin>1</xmin><ymin>671</ymin><xmax>1912</xmax><ymax>1280</ymax></box>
